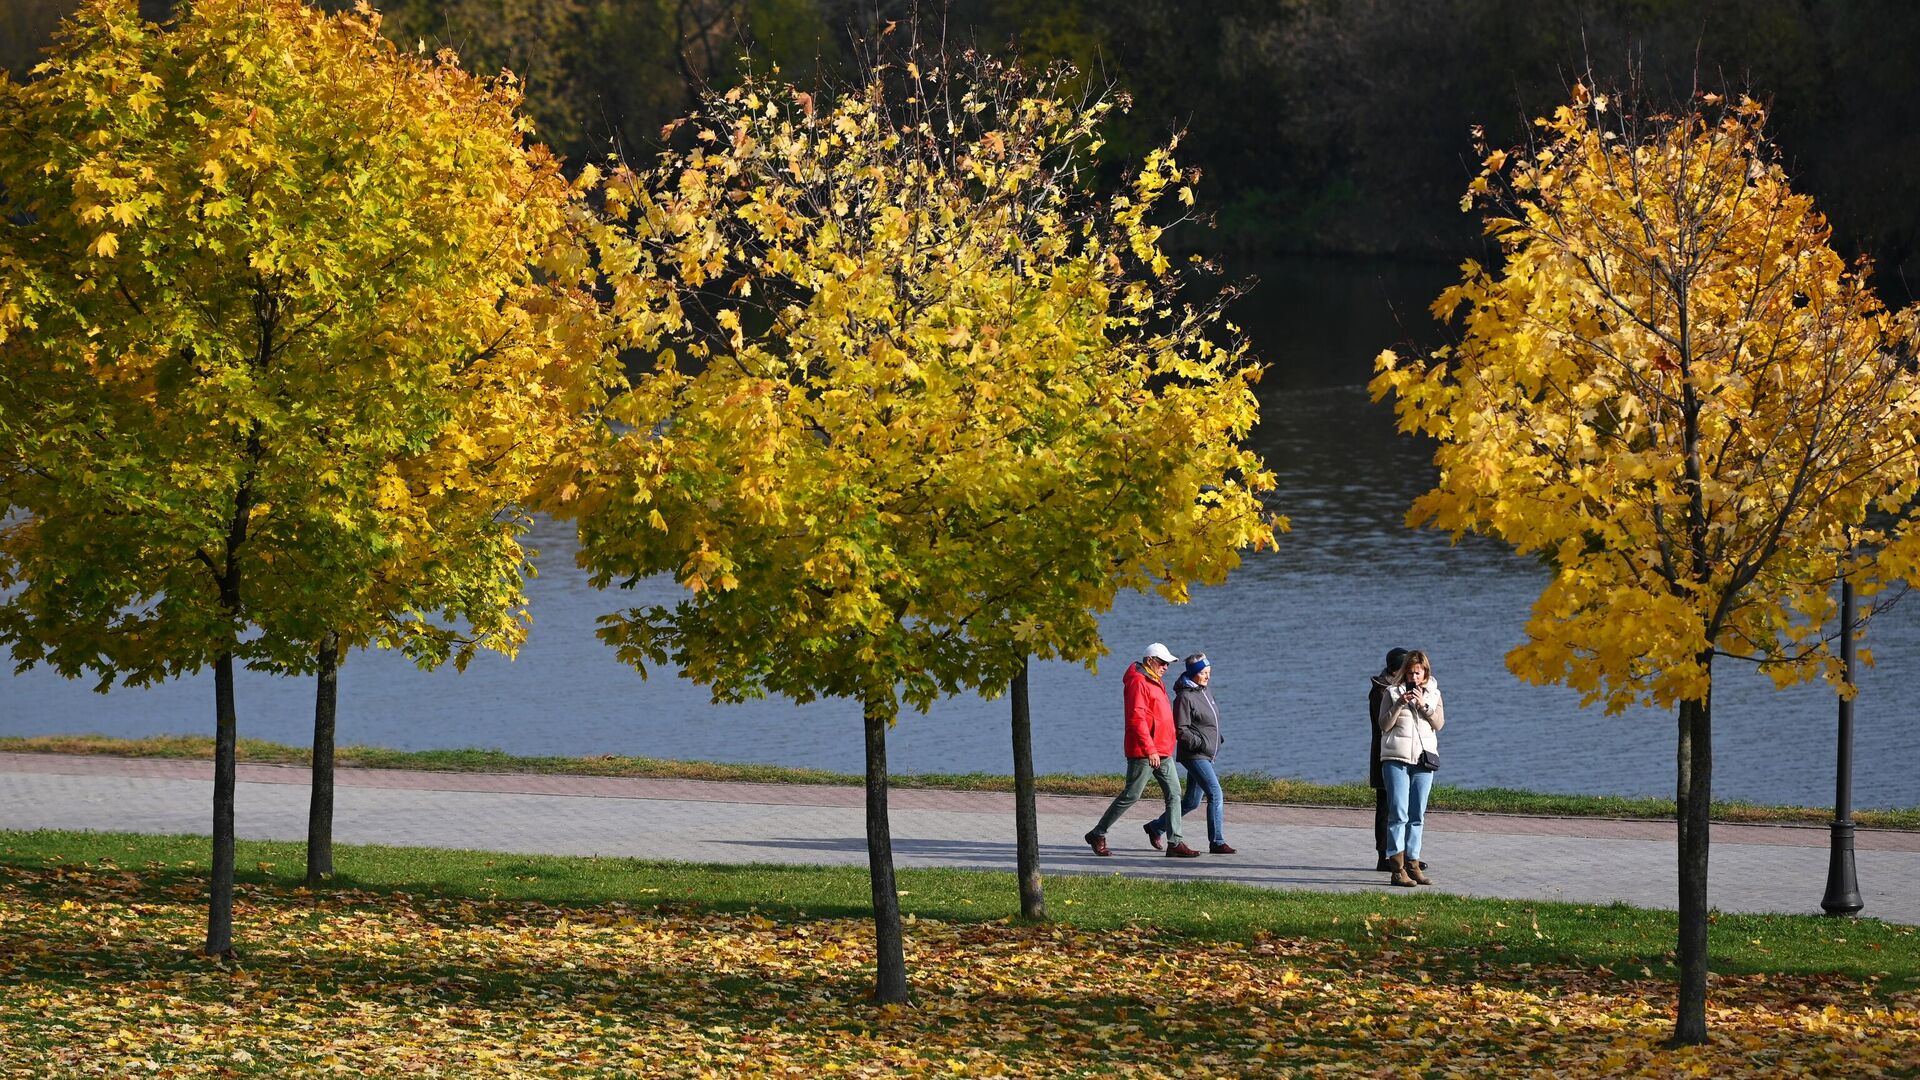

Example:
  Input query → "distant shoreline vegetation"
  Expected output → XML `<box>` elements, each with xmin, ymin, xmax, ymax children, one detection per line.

<box><xmin>5</xmin><ymin>734</ymin><xmax>1913</xmax><ymax>831</ymax></box>
<box><xmin>11</xmin><ymin>3</ymin><xmax>1920</xmax><ymax>304</ymax></box>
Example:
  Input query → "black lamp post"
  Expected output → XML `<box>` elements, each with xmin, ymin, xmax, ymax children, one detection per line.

<box><xmin>1821</xmin><ymin>567</ymin><xmax>1864</xmax><ymax>916</ymax></box>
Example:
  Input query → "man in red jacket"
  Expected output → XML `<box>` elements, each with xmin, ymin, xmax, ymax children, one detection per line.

<box><xmin>1085</xmin><ymin>643</ymin><xmax>1200</xmax><ymax>857</ymax></box>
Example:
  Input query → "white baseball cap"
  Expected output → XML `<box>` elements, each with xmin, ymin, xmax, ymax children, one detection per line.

<box><xmin>1145</xmin><ymin>642</ymin><xmax>1177</xmax><ymax>663</ymax></box>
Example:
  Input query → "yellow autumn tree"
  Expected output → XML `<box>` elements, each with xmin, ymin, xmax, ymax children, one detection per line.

<box><xmin>1371</xmin><ymin>84</ymin><xmax>1920</xmax><ymax>1043</ymax></box>
<box><xmin>573</xmin><ymin>52</ymin><xmax>1277</xmax><ymax>1003</ymax></box>
<box><xmin>0</xmin><ymin>0</ymin><xmax>614</xmax><ymax>954</ymax></box>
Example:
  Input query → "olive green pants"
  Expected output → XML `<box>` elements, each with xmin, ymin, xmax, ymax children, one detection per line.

<box><xmin>1090</xmin><ymin>756</ymin><xmax>1184</xmax><ymax>844</ymax></box>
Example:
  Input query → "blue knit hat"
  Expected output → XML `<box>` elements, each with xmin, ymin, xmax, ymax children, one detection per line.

<box><xmin>1184</xmin><ymin>655</ymin><xmax>1209</xmax><ymax>681</ymax></box>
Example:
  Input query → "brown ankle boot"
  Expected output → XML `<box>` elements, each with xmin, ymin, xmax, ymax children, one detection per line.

<box><xmin>1406</xmin><ymin>858</ymin><xmax>1431</xmax><ymax>885</ymax></box>
<box><xmin>1388</xmin><ymin>853</ymin><xmax>1415</xmax><ymax>887</ymax></box>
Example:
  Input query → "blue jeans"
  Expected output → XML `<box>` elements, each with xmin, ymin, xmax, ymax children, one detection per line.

<box><xmin>1091</xmin><ymin>757</ymin><xmax>1183</xmax><ymax>844</ymax></box>
<box><xmin>1150</xmin><ymin>758</ymin><xmax>1225</xmax><ymax>846</ymax></box>
<box><xmin>1381</xmin><ymin>760</ymin><xmax>1434</xmax><ymax>860</ymax></box>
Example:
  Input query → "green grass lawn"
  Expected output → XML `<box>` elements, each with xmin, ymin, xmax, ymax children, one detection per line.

<box><xmin>5</xmin><ymin>828</ymin><xmax>1915</xmax><ymax>989</ymax></box>
<box><xmin>9</xmin><ymin>732</ymin><xmax>1916</xmax><ymax>829</ymax></box>
<box><xmin>4</xmin><ymin>829</ymin><xmax>1916</xmax><ymax>1077</ymax></box>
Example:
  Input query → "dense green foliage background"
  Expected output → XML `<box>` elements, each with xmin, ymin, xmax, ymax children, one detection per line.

<box><xmin>8</xmin><ymin>0</ymin><xmax>1919</xmax><ymax>298</ymax></box>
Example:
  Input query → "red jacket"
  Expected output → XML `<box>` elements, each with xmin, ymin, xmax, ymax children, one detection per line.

<box><xmin>1122</xmin><ymin>661</ymin><xmax>1176</xmax><ymax>759</ymax></box>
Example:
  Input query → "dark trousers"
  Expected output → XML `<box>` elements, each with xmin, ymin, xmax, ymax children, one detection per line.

<box><xmin>1373</xmin><ymin>783</ymin><xmax>1390</xmax><ymax>857</ymax></box>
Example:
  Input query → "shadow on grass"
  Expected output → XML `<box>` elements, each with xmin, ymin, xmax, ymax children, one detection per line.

<box><xmin>0</xmin><ymin>873</ymin><xmax>1629</xmax><ymax>1073</ymax></box>
<box><xmin>6</xmin><ymin>831</ymin><xmax>1915</xmax><ymax>996</ymax></box>
<box><xmin>0</xmin><ymin>854</ymin><xmax>1707</xmax><ymax>1009</ymax></box>
<box><xmin>9</xmin><ymin>867</ymin><xmax>1908</xmax><ymax>1078</ymax></box>
<box><xmin>6</xmin><ymin>867</ymin><xmax>1360</xmax><ymax>1068</ymax></box>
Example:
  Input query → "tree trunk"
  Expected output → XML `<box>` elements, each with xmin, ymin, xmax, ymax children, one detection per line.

<box><xmin>206</xmin><ymin>649</ymin><xmax>238</xmax><ymax>958</ymax></box>
<box><xmin>206</xmin><ymin>325</ymin><xmax>262</xmax><ymax>957</ymax></box>
<box><xmin>862</xmin><ymin>696</ymin><xmax>911</xmax><ymax>1005</ymax></box>
<box><xmin>1672</xmin><ymin>685</ymin><xmax>1713</xmax><ymax>1045</ymax></box>
<box><xmin>1010</xmin><ymin>656</ymin><xmax>1048</xmax><ymax>921</ymax></box>
<box><xmin>305</xmin><ymin>631</ymin><xmax>340</xmax><ymax>887</ymax></box>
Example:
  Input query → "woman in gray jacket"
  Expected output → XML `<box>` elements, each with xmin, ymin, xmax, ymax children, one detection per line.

<box><xmin>1376</xmin><ymin>649</ymin><xmax>1444</xmax><ymax>886</ymax></box>
<box><xmin>1145</xmin><ymin>654</ymin><xmax>1235</xmax><ymax>854</ymax></box>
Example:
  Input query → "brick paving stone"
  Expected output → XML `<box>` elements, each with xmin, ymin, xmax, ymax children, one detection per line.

<box><xmin>2</xmin><ymin>752</ymin><xmax>1914</xmax><ymax>923</ymax></box>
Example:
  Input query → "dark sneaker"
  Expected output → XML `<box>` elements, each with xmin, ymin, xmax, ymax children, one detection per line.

<box><xmin>1084</xmin><ymin>831</ymin><xmax>1112</xmax><ymax>857</ymax></box>
<box><xmin>1142</xmin><ymin>822</ymin><xmax>1166</xmax><ymax>851</ymax></box>
<box><xmin>1375</xmin><ymin>857</ymin><xmax>1394</xmax><ymax>872</ymax></box>
<box><xmin>1165</xmin><ymin>842</ymin><xmax>1201</xmax><ymax>858</ymax></box>
<box><xmin>1209</xmin><ymin>843</ymin><xmax>1237</xmax><ymax>855</ymax></box>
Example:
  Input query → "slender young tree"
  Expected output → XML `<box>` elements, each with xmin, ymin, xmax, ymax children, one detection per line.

<box><xmin>298</xmin><ymin>475</ymin><xmax>584</xmax><ymax>886</ymax></box>
<box><xmin>1008</xmin><ymin>657</ymin><xmax>1045</xmax><ymax>921</ymax></box>
<box><xmin>307</xmin><ymin>631</ymin><xmax>342</xmax><ymax>885</ymax></box>
<box><xmin>1372</xmin><ymin>82</ymin><xmax>1920</xmax><ymax>1043</ymax></box>
<box><xmin>0</xmin><ymin>0</ymin><xmax>612</xmax><ymax>953</ymax></box>
<box><xmin>576</xmin><ymin>53</ymin><xmax>1276</xmax><ymax>1002</ymax></box>
<box><xmin>294</xmin><ymin>352</ymin><xmax>618</xmax><ymax>889</ymax></box>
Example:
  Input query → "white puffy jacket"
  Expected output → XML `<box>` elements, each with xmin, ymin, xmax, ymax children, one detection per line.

<box><xmin>1375</xmin><ymin>676</ymin><xmax>1444</xmax><ymax>766</ymax></box>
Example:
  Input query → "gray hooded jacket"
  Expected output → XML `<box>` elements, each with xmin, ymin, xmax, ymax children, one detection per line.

<box><xmin>1173</xmin><ymin>679</ymin><xmax>1222</xmax><ymax>762</ymax></box>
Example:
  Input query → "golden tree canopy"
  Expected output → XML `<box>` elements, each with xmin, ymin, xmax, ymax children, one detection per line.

<box><xmin>0</xmin><ymin>0</ymin><xmax>617</xmax><ymax>683</ymax></box>
<box><xmin>575</xmin><ymin>56</ymin><xmax>1279</xmax><ymax>714</ymax></box>
<box><xmin>1372</xmin><ymin>86</ymin><xmax>1920</xmax><ymax>713</ymax></box>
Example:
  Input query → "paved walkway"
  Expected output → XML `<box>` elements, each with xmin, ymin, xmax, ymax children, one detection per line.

<box><xmin>3</xmin><ymin>751</ymin><xmax>1915</xmax><ymax>923</ymax></box>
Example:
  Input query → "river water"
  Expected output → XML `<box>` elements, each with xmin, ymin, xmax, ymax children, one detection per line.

<box><xmin>3</xmin><ymin>257</ymin><xmax>1915</xmax><ymax>809</ymax></box>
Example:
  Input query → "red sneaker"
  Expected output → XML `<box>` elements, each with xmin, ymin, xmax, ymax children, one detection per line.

<box><xmin>1209</xmin><ymin>843</ymin><xmax>1237</xmax><ymax>855</ymax></box>
<box><xmin>1142</xmin><ymin>822</ymin><xmax>1166</xmax><ymax>851</ymax></box>
<box><xmin>1165</xmin><ymin>842</ymin><xmax>1201</xmax><ymax>858</ymax></box>
<box><xmin>1084</xmin><ymin>831</ymin><xmax>1112</xmax><ymax>857</ymax></box>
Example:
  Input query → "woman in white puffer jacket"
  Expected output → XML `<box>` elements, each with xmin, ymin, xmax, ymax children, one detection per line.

<box><xmin>1375</xmin><ymin>650</ymin><xmax>1444</xmax><ymax>887</ymax></box>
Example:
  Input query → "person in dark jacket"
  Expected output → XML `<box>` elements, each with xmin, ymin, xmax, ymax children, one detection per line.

<box><xmin>1368</xmin><ymin>647</ymin><xmax>1409</xmax><ymax>871</ymax></box>
<box><xmin>1146</xmin><ymin>653</ymin><xmax>1235</xmax><ymax>853</ymax></box>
